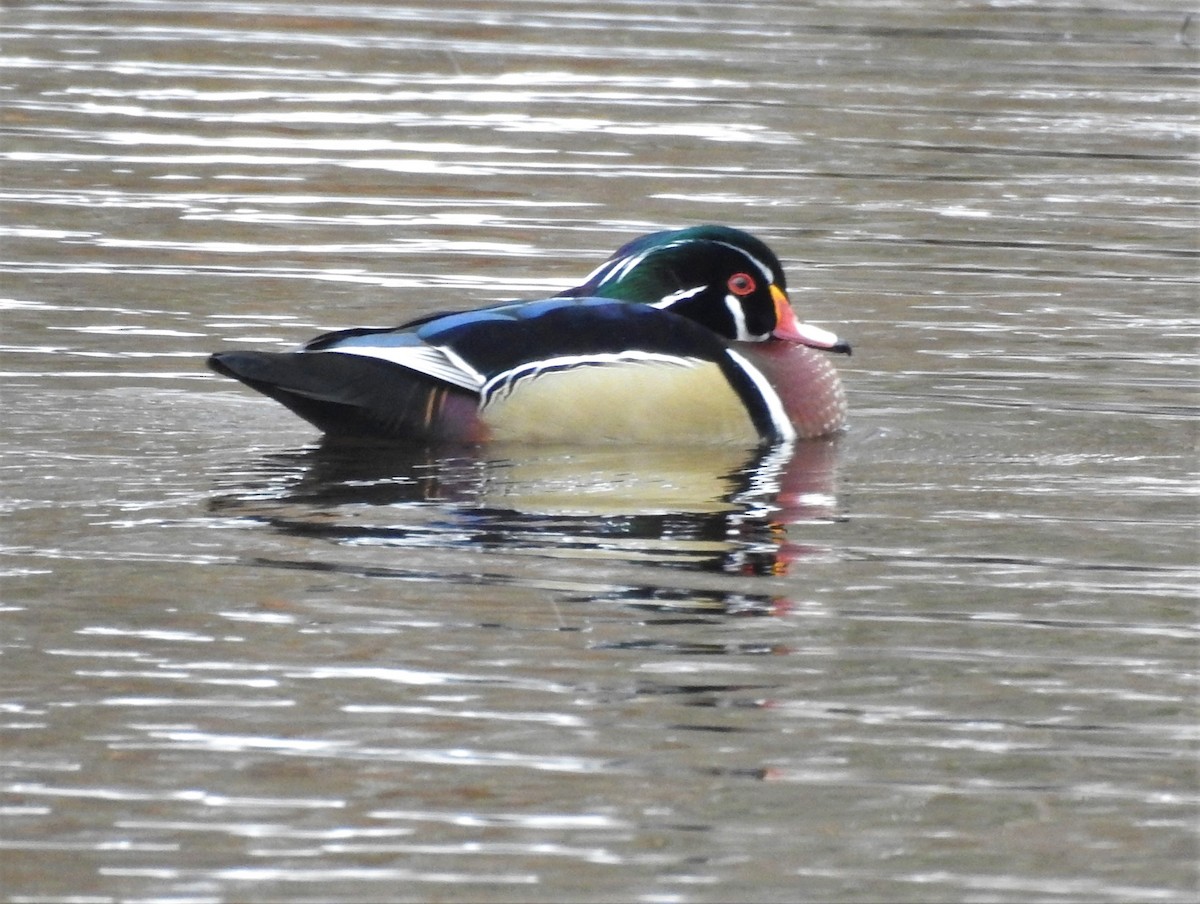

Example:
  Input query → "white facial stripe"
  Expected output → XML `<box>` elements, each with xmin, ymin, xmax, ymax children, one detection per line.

<box><xmin>652</xmin><ymin>285</ymin><xmax>706</xmax><ymax>308</ymax></box>
<box><xmin>724</xmin><ymin>348</ymin><xmax>797</xmax><ymax>442</ymax></box>
<box><xmin>581</xmin><ymin>254</ymin><xmax>641</xmax><ymax>289</ymax></box>
<box><xmin>579</xmin><ymin>259</ymin><xmax>617</xmax><ymax>285</ymax></box>
<box><xmin>602</xmin><ymin>250</ymin><xmax>656</xmax><ymax>286</ymax></box>
<box><xmin>592</xmin><ymin>239</ymin><xmax>697</xmax><ymax>288</ymax></box>
<box><xmin>713</xmin><ymin>240</ymin><xmax>775</xmax><ymax>283</ymax></box>
<box><xmin>724</xmin><ymin>295</ymin><xmax>751</xmax><ymax>340</ymax></box>
<box><xmin>587</xmin><ymin>237</ymin><xmax>777</xmax><ymax>294</ymax></box>
<box><xmin>483</xmin><ymin>351</ymin><xmax>701</xmax><ymax>405</ymax></box>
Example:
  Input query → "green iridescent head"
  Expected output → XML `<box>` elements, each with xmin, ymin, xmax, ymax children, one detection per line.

<box><xmin>564</xmin><ymin>225</ymin><xmax>848</xmax><ymax>353</ymax></box>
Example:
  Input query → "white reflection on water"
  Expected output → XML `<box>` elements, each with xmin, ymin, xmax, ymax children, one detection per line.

<box><xmin>124</xmin><ymin>729</ymin><xmax>611</xmax><ymax>774</ymax></box>
<box><xmin>100</xmin><ymin>864</ymin><xmax>539</xmax><ymax>884</ymax></box>
<box><xmin>2</xmin><ymin>2</ymin><xmax>1197</xmax><ymax>902</ymax></box>
<box><xmin>207</xmin><ymin>438</ymin><xmax>844</xmax><ymax>601</ymax></box>
<box><xmin>6</xmin><ymin>783</ymin><xmax>344</xmax><ymax>809</ymax></box>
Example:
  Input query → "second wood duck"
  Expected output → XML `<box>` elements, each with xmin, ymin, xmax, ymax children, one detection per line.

<box><xmin>208</xmin><ymin>226</ymin><xmax>851</xmax><ymax>445</ymax></box>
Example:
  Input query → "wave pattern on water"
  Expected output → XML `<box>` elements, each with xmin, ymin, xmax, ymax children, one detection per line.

<box><xmin>1</xmin><ymin>2</ymin><xmax>1197</xmax><ymax>902</ymax></box>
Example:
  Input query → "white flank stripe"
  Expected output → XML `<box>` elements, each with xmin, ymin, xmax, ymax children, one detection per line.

<box><xmin>724</xmin><ymin>348</ymin><xmax>797</xmax><ymax>442</ymax></box>
<box><xmin>482</xmin><ymin>351</ymin><xmax>701</xmax><ymax>405</ymax></box>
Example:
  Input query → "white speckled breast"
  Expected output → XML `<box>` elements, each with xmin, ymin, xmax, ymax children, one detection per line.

<box><xmin>734</xmin><ymin>341</ymin><xmax>847</xmax><ymax>439</ymax></box>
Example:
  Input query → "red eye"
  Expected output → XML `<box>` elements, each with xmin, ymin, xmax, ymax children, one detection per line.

<box><xmin>727</xmin><ymin>273</ymin><xmax>756</xmax><ymax>296</ymax></box>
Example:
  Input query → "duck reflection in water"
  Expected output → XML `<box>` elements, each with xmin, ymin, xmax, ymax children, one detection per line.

<box><xmin>210</xmin><ymin>437</ymin><xmax>844</xmax><ymax>606</ymax></box>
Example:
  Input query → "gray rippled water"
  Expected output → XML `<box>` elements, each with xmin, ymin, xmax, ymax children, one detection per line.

<box><xmin>1</xmin><ymin>2</ymin><xmax>1197</xmax><ymax>902</ymax></box>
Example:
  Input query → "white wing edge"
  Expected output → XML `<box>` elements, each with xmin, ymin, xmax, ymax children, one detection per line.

<box><xmin>318</xmin><ymin>344</ymin><xmax>486</xmax><ymax>393</ymax></box>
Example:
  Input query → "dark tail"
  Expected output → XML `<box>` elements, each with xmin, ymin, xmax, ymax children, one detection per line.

<box><xmin>207</xmin><ymin>351</ymin><xmax>480</xmax><ymax>442</ymax></box>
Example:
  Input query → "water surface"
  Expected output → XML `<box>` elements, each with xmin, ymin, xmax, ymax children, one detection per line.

<box><xmin>1</xmin><ymin>3</ymin><xmax>1197</xmax><ymax>902</ymax></box>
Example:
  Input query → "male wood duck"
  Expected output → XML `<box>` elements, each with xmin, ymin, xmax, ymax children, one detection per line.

<box><xmin>208</xmin><ymin>225</ymin><xmax>851</xmax><ymax>445</ymax></box>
